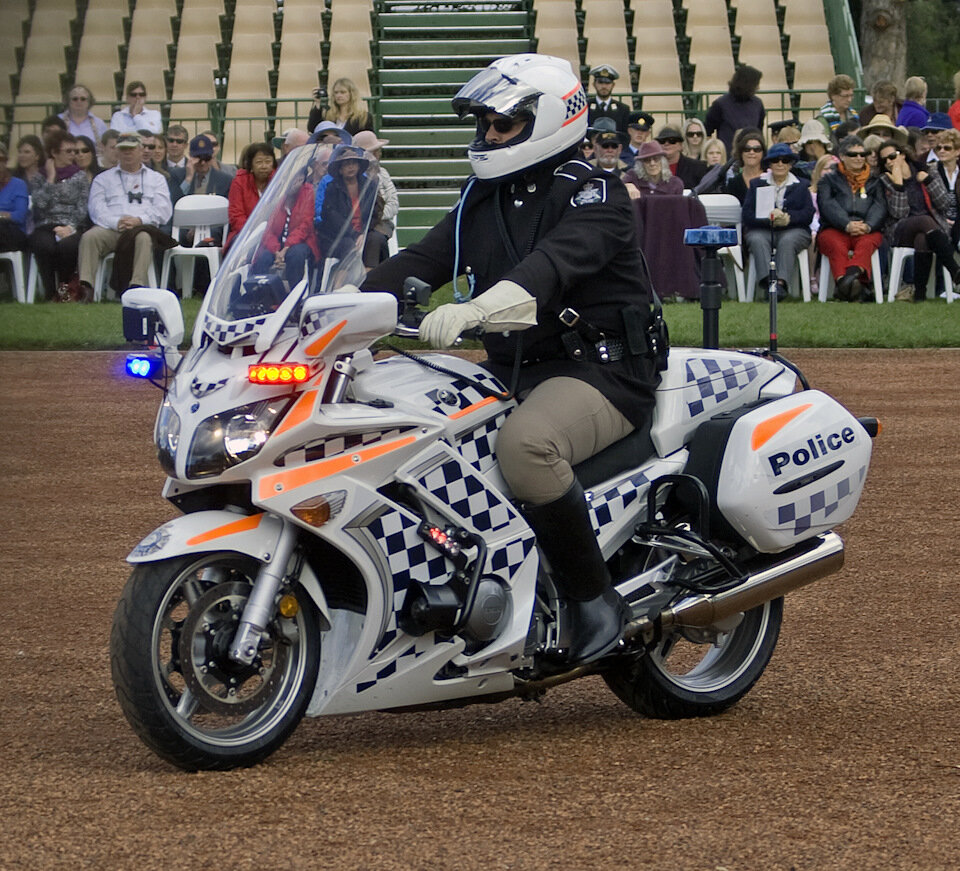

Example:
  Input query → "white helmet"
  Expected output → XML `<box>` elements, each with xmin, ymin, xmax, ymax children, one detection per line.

<box><xmin>452</xmin><ymin>54</ymin><xmax>588</xmax><ymax>180</ymax></box>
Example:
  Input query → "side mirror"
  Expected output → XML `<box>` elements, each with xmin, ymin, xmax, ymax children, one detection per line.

<box><xmin>121</xmin><ymin>288</ymin><xmax>185</xmax><ymax>348</ymax></box>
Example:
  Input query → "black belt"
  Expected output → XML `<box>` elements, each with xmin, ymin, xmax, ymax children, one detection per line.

<box><xmin>521</xmin><ymin>334</ymin><xmax>626</xmax><ymax>366</ymax></box>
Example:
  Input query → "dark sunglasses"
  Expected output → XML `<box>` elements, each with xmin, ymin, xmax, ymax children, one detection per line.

<box><xmin>598</xmin><ymin>141</ymin><xmax>621</xmax><ymax>149</ymax></box>
<box><xmin>77</xmin><ymin>148</ymin><xmax>92</xmax><ymax>154</ymax></box>
<box><xmin>142</xmin><ymin>143</ymin><xmax>156</xmax><ymax>149</ymax></box>
<box><xmin>767</xmin><ymin>157</ymin><xmax>792</xmax><ymax>164</ymax></box>
<box><xmin>686</xmin><ymin>131</ymin><xmax>704</xmax><ymax>138</ymax></box>
<box><xmin>167</xmin><ymin>137</ymin><xmax>186</xmax><ymax>144</ymax></box>
<box><xmin>129</xmin><ymin>91</ymin><xmax>146</xmax><ymax>97</ymax></box>
<box><xmin>742</xmin><ymin>145</ymin><xmax>764</xmax><ymax>153</ymax></box>
<box><xmin>845</xmin><ymin>151</ymin><xmax>867</xmax><ymax>158</ymax></box>
<box><xmin>657</xmin><ymin>137</ymin><xmax>682</xmax><ymax>145</ymax></box>
<box><xmin>483</xmin><ymin>116</ymin><xmax>526</xmax><ymax>134</ymax></box>
<box><xmin>194</xmin><ymin>155</ymin><xmax>212</xmax><ymax>162</ymax></box>
<box><xmin>934</xmin><ymin>144</ymin><xmax>956</xmax><ymax>151</ymax></box>
<box><xmin>881</xmin><ymin>151</ymin><xmax>899</xmax><ymax>162</ymax></box>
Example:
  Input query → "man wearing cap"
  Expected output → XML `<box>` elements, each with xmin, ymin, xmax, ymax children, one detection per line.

<box><xmin>624</xmin><ymin>112</ymin><xmax>654</xmax><ymax>167</ymax></box>
<box><xmin>655</xmin><ymin>124</ymin><xmax>707</xmax><ymax>189</ymax></box>
<box><xmin>176</xmin><ymin>134</ymin><xmax>233</xmax><ymax>198</ymax></box>
<box><xmin>591</xmin><ymin>128</ymin><xmax>630</xmax><ymax>176</ymax></box>
<box><xmin>77</xmin><ymin>132</ymin><xmax>172</xmax><ymax>300</ymax></box>
<box><xmin>587</xmin><ymin>65</ymin><xmax>631</xmax><ymax>133</ymax></box>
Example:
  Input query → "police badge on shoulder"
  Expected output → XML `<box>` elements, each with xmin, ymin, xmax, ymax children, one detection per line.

<box><xmin>572</xmin><ymin>180</ymin><xmax>606</xmax><ymax>207</ymax></box>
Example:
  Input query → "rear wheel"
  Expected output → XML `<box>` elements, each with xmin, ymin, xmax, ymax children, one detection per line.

<box><xmin>604</xmin><ymin>597</ymin><xmax>783</xmax><ymax>718</ymax></box>
<box><xmin>110</xmin><ymin>552</ymin><xmax>321</xmax><ymax>770</ymax></box>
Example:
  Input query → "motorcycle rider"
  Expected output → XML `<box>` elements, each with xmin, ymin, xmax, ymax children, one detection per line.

<box><xmin>361</xmin><ymin>54</ymin><xmax>660</xmax><ymax>666</ymax></box>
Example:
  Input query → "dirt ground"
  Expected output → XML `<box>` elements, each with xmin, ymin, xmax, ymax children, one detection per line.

<box><xmin>1</xmin><ymin>349</ymin><xmax>958</xmax><ymax>871</ymax></box>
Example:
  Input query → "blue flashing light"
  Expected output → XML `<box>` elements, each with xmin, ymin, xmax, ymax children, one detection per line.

<box><xmin>125</xmin><ymin>353</ymin><xmax>164</xmax><ymax>379</ymax></box>
<box><xmin>684</xmin><ymin>226</ymin><xmax>740</xmax><ymax>248</ymax></box>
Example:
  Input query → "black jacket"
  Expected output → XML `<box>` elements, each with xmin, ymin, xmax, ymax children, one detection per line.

<box><xmin>588</xmin><ymin>98</ymin><xmax>632</xmax><ymax>133</ymax></box>
<box><xmin>673</xmin><ymin>154</ymin><xmax>709</xmax><ymax>190</ymax></box>
<box><xmin>816</xmin><ymin>171</ymin><xmax>887</xmax><ymax>233</ymax></box>
<box><xmin>361</xmin><ymin>156</ymin><xmax>658</xmax><ymax>428</ymax></box>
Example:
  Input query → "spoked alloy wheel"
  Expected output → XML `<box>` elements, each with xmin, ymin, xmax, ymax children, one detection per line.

<box><xmin>604</xmin><ymin>597</ymin><xmax>783</xmax><ymax>718</ymax></box>
<box><xmin>111</xmin><ymin>552</ymin><xmax>321</xmax><ymax>770</ymax></box>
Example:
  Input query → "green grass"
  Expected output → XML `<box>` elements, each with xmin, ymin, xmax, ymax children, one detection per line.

<box><xmin>0</xmin><ymin>294</ymin><xmax>958</xmax><ymax>351</ymax></box>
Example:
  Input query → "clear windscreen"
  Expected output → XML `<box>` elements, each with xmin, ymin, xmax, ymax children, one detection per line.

<box><xmin>205</xmin><ymin>143</ymin><xmax>380</xmax><ymax>330</ymax></box>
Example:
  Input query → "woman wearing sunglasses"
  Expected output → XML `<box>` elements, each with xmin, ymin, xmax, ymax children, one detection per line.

<box><xmin>109</xmin><ymin>81</ymin><xmax>162</xmax><ymax>134</ymax></box>
<box><xmin>878</xmin><ymin>138</ymin><xmax>960</xmax><ymax>299</ymax></box>
<box><xmin>724</xmin><ymin>129</ymin><xmax>766</xmax><ymax>204</ymax></box>
<box><xmin>933</xmin><ymin>129</ymin><xmax>959</xmax><ymax>250</ymax></box>
<box><xmin>816</xmin><ymin>135</ymin><xmax>887</xmax><ymax>301</ymax></box>
<box><xmin>58</xmin><ymin>84</ymin><xmax>108</xmax><ymax>145</ymax></box>
<box><xmin>681</xmin><ymin>118</ymin><xmax>708</xmax><ymax>160</ymax></box>
<box><xmin>741</xmin><ymin>143</ymin><xmax>815</xmax><ymax>299</ymax></box>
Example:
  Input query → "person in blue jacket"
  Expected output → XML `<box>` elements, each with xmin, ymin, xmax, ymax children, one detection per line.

<box><xmin>0</xmin><ymin>141</ymin><xmax>30</xmax><ymax>255</ymax></box>
<box><xmin>742</xmin><ymin>143</ymin><xmax>815</xmax><ymax>299</ymax></box>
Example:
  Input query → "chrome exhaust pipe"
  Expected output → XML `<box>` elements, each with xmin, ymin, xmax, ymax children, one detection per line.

<box><xmin>626</xmin><ymin>532</ymin><xmax>844</xmax><ymax>637</ymax></box>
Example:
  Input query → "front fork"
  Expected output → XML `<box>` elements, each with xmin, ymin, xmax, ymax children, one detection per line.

<box><xmin>229</xmin><ymin>520</ymin><xmax>299</xmax><ymax>665</ymax></box>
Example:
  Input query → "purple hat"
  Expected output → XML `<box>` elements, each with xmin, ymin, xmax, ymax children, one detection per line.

<box><xmin>636</xmin><ymin>141</ymin><xmax>667</xmax><ymax>161</ymax></box>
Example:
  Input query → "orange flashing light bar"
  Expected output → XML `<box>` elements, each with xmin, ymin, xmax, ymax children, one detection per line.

<box><xmin>248</xmin><ymin>363</ymin><xmax>311</xmax><ymax>385</ymax></box>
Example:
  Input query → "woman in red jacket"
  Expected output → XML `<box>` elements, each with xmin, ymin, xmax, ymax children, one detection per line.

<box><xmin>224</xmin><ymin>144</ymin><xmax>276</xmax><ymax>250</ymax></box>
<box><xmin>250</xmin><ymin>164</ymin><xmax>320</xmax><ymax>285</ymax></box>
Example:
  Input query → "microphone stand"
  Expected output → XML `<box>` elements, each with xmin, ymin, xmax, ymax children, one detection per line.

<box><xmin>767</xmin><ymin>219</ymin><xmax>779</xmax><ymax>355</ymax></box>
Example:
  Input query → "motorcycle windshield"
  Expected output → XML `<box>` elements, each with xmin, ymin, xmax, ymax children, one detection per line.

<box><xmin>202</xmin><ymin>142</ymin><xmax>380</xmax><ymax>346</ymax></box>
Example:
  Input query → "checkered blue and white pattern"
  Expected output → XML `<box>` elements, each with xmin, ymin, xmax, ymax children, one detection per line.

<box><xmin>564</xmin><ymin>87</ymin><xmax>588</xmax><ymax>123</ymax></box>
<box><xmin>418</xmin><ymin>459</ymin><xmax>516</xmax><ymax>533</ymax></box>
<box><xmin>190</xmin><ymin>376</ymin><xmax>229</xmax><ymax>398</ymax></box>
<box><xmin>299</xmin><ymin>427</ymin><xmax>415</xmax><ymax>464</ymax></box>
<box><xmin>427</xmin><ymin>372</ymin><xmax>506</xmax><ymax>417</ymax></box>
<box><xmin>685</xmin><ymin>356</ymin><xmax>761</xmax><ymax>418</ymax></box>
<box><xmin>488</xmin><ymin>535</ymin><xmax>536</xmax><ymax>576</ymax></box>
<box><xmin>203</xmin><ymin>314</ymin><xmax>270</xmax><ymax>346</ymax></box>
<box><xmin>300</xmin><ymin>309</ymin><xmax>335</xmax><ymax>339</ymax></box>
<box><xmin>357</xmin><ymin>637</ymin><xmax>433</xmax><ymax>693</ymax></box>
<box><xmin>776</xmin><ymin>464</ymin><xmax>868</xmax><ymax>536</ymax></box>
<box><xmin>366</xmin><ymin>507</ymin><xmax>453</xmax><ymax>654</ymax></box>
<box><xmin>587</xmin><ymin>469</ymin><xmax>652</xmax><ymax>534</ymax></box>
<box><xmin>455</xmin><ymin>412</ymin><xmax>508</xmax><ymax>474</ymax></box>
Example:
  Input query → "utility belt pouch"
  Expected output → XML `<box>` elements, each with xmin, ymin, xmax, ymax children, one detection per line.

<box><xmin>560</xmin><ymin>330</ymin><xmax>589</xmax><ymax>361</ymax></box>
<box><xmin>647</xmin><ymin>306</ymin><xmax>670</xmax><ymax>372</ymax></box>
<box><xmin>622</xmin><ymin>306</ymin><xmax>649</xmax><ymax>356</ymax></box>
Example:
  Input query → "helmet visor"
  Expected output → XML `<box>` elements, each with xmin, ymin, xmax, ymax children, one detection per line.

<box><xmin>452</xmin><ymin>67</ymin><xmax>541</xmax><ymax>120</ymax></box>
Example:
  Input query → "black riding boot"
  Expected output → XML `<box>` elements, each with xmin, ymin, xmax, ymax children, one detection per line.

<box><xmin>925</xmin><ymin>229</ymin><xmax>960</xmax><ymax>285</ymax></box>
<box><xmin>522</xmin><ymin>482</ymin><xmax>627</xmax><ymax>665</ymax></box>
<box><xmin>913</xmin><ymin>251</ymin><xmax>933</xmax><ymax>301</ymax></box>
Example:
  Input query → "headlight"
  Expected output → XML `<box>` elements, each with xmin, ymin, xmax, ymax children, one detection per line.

<box><xmin>155</xmin><ymin>398</ymin><xmax>181</xmax><ymax>477</ymax></box>
<box><xmin>186</xmin><ymin>398</ymin><xmax>289</xmax><ymax>479</ymax></box>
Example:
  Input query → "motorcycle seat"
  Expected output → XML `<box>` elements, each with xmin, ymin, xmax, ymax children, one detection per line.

<box><xmin>572</xmin><ymin>419</ymin><xmax>655</xmax><ymax>491</ymax></box>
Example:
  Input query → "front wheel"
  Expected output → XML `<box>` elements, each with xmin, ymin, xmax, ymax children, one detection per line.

<box><xmin>604</xmin><ymin>597</ymin><xmax>783</xmax><ymax>718</ymax></box>
<box><xmin>110</xmin><ymin>552</ymin><xmax>321</xmax><ymax>770</ymax></box>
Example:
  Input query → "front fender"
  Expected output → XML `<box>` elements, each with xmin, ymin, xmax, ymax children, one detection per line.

<box><xmin>128</xmin><ymin>510</ymin><xmax>332</xmax><ymax>630</ymax></box>
<box><xmin>128</xmin><ymin>511</ymin><xmax>285</xmax><ymax>564</ymax></box>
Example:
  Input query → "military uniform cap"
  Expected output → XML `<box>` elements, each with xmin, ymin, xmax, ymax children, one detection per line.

<box><xmin>627</xmin><ymin>112</ymin><xmax>655</xmax><ymax>130</ymax></box>
<box><xmin>769</xmin><ymin>119</ymin><xmax>800</xmax><ymax>134</ymax></box>
<box><xmin>589</xmin><ymin>64</ymin><xmax>620</xmax><ymax>80</ymax></box>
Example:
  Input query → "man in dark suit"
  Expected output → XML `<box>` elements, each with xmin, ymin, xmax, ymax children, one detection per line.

<box><xmin>655</xmin><ymin>124</ymin><xmax>708</xmax><ymax>189</ymax></box>
<box><xmin>587</xmin><ymin>65</ymin><xmax>631</xmax><ymax>133</ymax></box>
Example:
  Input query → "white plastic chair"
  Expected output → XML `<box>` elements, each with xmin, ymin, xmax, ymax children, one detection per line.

<box><xmin>159</xmin><ymin>195</ymin><xmax>230</xmax><ymax>298</ymax></box>
<box><xmin>818</xmin><ymin>249</ymin><xmax>883</xmax><ymax>303</ymax></box>
<box><xmin>885</xmin><ymin>246</ymin><xmax>956</xmax><ymax>303</ymax></box>
<box><xmin>745</xmin><ymin>250</ymin><xmax>812</xmax><ymax>302</ymax></box>
<box><xmin>697</xmin><ymin>193</ymin><xmax>746</xmax><ymax>301</ymax></box>
<box><xmin>0</xmin><ymin>250</ymin><xmax>28</xmax><ymax>302</ymax></box>
<box><xmin>94</xmin><ymin>251</ymin><xmax>159</xmax><ymax>301</ymax></box>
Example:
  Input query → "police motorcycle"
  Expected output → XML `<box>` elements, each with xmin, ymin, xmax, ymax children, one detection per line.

<box><xmin>110</xmin><ymin>135</ymin><xmax>878</xmax><ymax>771</ymax></box>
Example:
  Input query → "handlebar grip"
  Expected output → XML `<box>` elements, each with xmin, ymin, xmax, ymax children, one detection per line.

<box><xmin>459</xmin><ymin>326</ymin><xmax>484</xmax><ymax>341</ymax></box>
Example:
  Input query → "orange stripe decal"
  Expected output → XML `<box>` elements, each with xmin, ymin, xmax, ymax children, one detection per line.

<box><xmin>305</xmin><ymin>319</ymin><xmax>348</xmax><ymax>357</ymax></box>
<box><xmin>273</xmin><ymin>389</ymin><xmax>317</xmax><ymax>437</ymax></box>
<box><xmin>258</xmin><ymin>435</ymin><xmax>418</xmax><ymax>501</ymax></box>
<box><xmin>186</xmin><ymin>513</ymin><xmax>264</xmax><ymax>546</ymax></box>
<box><xmin>751</xmin><ymin>403</ymin><xmax>813</xmax><ymax>451</ymax></box>
<box><xmin>449</xmin><ymin>396</ymin><xmax>498</xmax><ymax>419</ymax></box>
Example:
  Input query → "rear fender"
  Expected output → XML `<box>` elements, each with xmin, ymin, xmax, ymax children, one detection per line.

<box><xmin>127</xmin><ymin>510</ymin><xmax>332</xmax><ymax>629</ymax></box>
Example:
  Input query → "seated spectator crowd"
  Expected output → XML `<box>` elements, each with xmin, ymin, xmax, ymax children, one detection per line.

<box><xmin>2</xmin><ymin>68</ymin><xmax>960</xmax><ymax>302</ymax></box>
